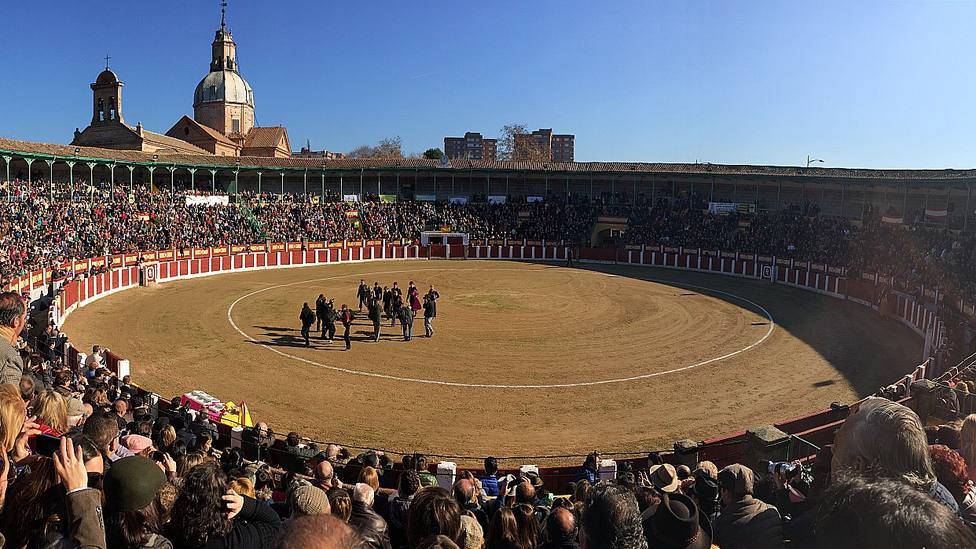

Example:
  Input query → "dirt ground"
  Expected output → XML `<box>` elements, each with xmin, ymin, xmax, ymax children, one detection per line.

<box><xmin>63</xmin><ymin>260</ymin><xmax>921</xmax><ymax>463</ymax></box>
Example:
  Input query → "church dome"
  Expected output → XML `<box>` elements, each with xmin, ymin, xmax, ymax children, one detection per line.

<box><xmin>193</xmin><ymin>70</ymin><xmax>254</xmax><ymax>108</ymax></box>
<box><xmin>95</xmin><ymin>68</ymin><xmax>120</xmax><ymax>86</ymax></box>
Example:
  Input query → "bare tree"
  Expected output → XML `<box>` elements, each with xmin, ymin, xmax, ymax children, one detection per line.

<box><xmin>497</xmin><ymin>123</ymin><xmax>548</xmax><ymax>162</ymax></box>
<box><xmin>346</xmin><ymin>136</ymin><xmax>404</xmax><ymax>159</ymax></box>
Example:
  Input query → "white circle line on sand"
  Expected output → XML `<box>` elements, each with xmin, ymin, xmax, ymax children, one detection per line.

<box><xmin>226</xmin><ymin>266</ymin><xmax>776</xmax><ymax>389</ymax></box>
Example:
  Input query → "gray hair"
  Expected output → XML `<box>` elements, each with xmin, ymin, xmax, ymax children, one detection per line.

<box><xmin>353</xmin><ymin>482</ymin><xmax>375</xmax><ymax>505</ymax></box>
<box><xmin>833</xmin><ymin>397</ymin><xmax>934</xmax><ymax>483</ymax></box>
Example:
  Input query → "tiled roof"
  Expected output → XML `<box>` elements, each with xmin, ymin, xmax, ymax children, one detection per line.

<box><xmin>139</xmin><ymin>128</ymin><xmax>209</xmax><ymax>155</ymax></box>
<box><xmin>173</xmin><ymin>116</ymin><xmax>238</xmax><ymax>147</ymax></box>
<box><xmin>1</xmin><ymin>135</ymin><xmax>975</xmax><ymax>181</ymax></box>
<box><xmin>243</xmin><ymin>126</ymin><xmax>288</xmax><ymax>149</ymax></box>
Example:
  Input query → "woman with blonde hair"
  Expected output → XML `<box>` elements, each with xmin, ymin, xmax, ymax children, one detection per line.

<box><xmin>0</xmin><ymin>384</ymin><xmax>27</xmax><ymax>452</ymax></box>
<box><xmin>32</xmin><ymin>390</ymin><xmax>68</xmax><ymax>435</ymax></box>
<box><xmin>229</xmin><ymin>477</ymin><xmax>256</xmax><ymax>498</ymax></box>
<box><xmin>358</xmin><ymin>465</ymin><xmax>380</xmax><ymax>493</ymax></box>
<box><xmin>959</xmin><ymin>414</ymin><xmax>976</xmax><ymax>480</ymax></box>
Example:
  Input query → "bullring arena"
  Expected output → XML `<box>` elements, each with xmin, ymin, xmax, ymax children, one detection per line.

<box><xmin>61</xmin><ymin>252</ymin><xmax>922</xmax><ymax>461</ymax></box>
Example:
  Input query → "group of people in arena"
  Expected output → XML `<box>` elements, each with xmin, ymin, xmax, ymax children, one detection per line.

<box><xmin>0</xmin><ymin>274</ymin><xmax>975</xmax><ymax>548</ymax></box>
<box><xmin>300</xmin><ymin>280</ymin><xmax>440</xmax><ymax>349</ymax></box>
<box><xmin>2</xmin><ymin>176</ymin><xmax>975</xmax><ymax>307</ymax></box>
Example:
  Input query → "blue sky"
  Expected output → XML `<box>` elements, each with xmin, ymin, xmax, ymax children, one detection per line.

<box><xmin>2</xmin><ymin>1</ymin><xmax>973</xmax><ymax>168</ymax></box>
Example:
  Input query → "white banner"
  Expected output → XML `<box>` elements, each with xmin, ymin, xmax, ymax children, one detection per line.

<box><xmin>448</xmin><ymin>196</ymin><xmax>468</xmax><ymax>205</ymax></box>
<box><xmin>487</xmin><ymin>195</ymin><xmax>507</xmax><ymax>204</ymax></box>
<box><xmin>343</xmin><ymin>194</ymin><xmax>360</xmax><ymax>203</ymax></box>
<box><xmin>416</xmin><ymin>194</ymin><xmax>437</xmax><ymax>202</ymax></box>
<box><xmin>185</xmin><ymin>195</ymin><xmax>229</xmax><ymax>206</ymax></box>
<box><xmin>708</xmin><ymin>202</ymin><xmax>738</xmax><ymax>214</ymax></box>
<box><xmin>526</xmin><ymin>196</ymin><xmax>544</xmax><ymax>203</ymax></box>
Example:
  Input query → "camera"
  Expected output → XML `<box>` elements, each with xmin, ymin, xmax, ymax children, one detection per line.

<box><xmin>761</xmin><ymin>460</ymin><xmax>800</xmax><ymax>478</ymax></box>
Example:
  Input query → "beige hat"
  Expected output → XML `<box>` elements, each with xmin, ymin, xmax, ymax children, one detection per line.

<box><xmin>650</xmin><ymin>464</ymin><xmax>680</xmax><ymax>493</ymax></box>
<box><xmin>718</xmin><ymin>464</ymin><xmax>755</xmax><ymax>497</ymax></box>
<box><xmin>289</xmin><ymin>484</ymin><xmax>331</xmax><ymax>517</ymax></box>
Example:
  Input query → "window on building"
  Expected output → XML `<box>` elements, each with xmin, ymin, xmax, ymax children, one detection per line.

<box><xmin>232</xmin><ymin>119</ymin><xmax>241</xmax><ymax>133</ymax></box>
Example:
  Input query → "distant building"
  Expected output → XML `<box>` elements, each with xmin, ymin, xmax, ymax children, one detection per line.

<box><xmin>444</xmin><ymin>132</ymin><xmax>497</xmax><ymax>161</ymax></box>
<box><xmin>294</xmin><ymin>145</ymin><xmax>345</xmax><ymax>159</ymax></box>
<box><xmin>514</xmin><ymin>128</ymin><xmax>575</xmax><ymax>162</ymax></box>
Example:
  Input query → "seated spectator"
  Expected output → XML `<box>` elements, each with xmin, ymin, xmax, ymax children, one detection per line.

<box><xmin>33</xmin><ymin>389</ymin><xmax>69</xmax><ymax>435</ymax></box>
<box><xmin>407</xmin><ymin>487</ymin><xmax>463</xmax><ymax>549</ymax></box>
<box><xmin>274</xmin><ymin>514</ymin><xmax>364</xmax><ymax>549</ymax></box>
<box><xmin>83</xmin><ymin>411</ymin><xmax>121</xmax><ymax>467</ymax></box>
<box><xmin>647</xmin><ymin>492</ymin><xmax>712</xmax><ymax>549</ymax></box>
<box><xmin>712</xmin><ymin>464</ymin><xmax>783</xmax><ymax>549</ymax></box>
<box><xmin>929</xmin><ymin>444</ymin><xmax>976</xmax><ymax>533</ymax></box>
<box><xmin>832</xmin><ymin>397</ymin><xmax>958</xmax><ymax>511</ymax></box>
<box><xmin>539</xmin><ymin>507</ymin><xmax>578</xmax><ymax>549</ymax></box>
<box><xmin>288</xmin><ymin>483</ymin><xmax>331</xmax><ymax>518</ymax></box>
<box><xmin>327</xmin><ymin>487</ymin><xmax>353</xmax><ymax>522</ymax></box>
<box><xmin>388</xmin><ymin>470</ymin><xmax>420</xmax><ymax>549</ymax></box>
<box><xmin>415</xmin><ymin>454</ymin><xmax>437</xmax><ymax>487</ymax></box>
<box><xmin>817</xmin><ymin>472</ymin><xmax>976</xmax><ymax>548</ymax></box>
<box><xmin>961</xmin><ymin>413</ymin><xmax>976</xmax><ymax>481</ymax></box>
<box><xmin>512</xmin><ymin>504</ymin><xmax>539</xmax><ymax>549</ymax></box>
<box><xmin>579</xmin><ymin>482</ymin><xmax>647</xmax><ymax>549</ymax></box>
<box><xmin>167</xmin><ymin>461</ymin><xmax>282</xmax><ymax>549</ymax></box>
<box><xmin>349</xmin><ymin>483</ymin><xmax>391</xmax><ymax>549</ymax></box>
<box><xmin>485</xmin><ymin>507</ymin><xmax>521</xmax><ymax>549</ymax></box>
<box><xmin>103</xmin><ymin>455</ymin><xmax>172</xmax><ymax>548</ymax></box>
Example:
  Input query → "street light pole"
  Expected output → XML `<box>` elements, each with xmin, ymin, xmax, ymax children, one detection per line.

<box><xmin>806</xmin><ymin>155</ymin><xmax>824</xmax><ymax>168</ymax></box>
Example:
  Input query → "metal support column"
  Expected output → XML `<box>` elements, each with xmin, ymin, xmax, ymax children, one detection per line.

<box><xmin>68</xmin><ymin>161</ymin><xmax>76</xmax><ymax>201</ymax></box>
<box><xmin>2</xmin><ymin>156</ymin><xmax>10</xmax><ymax>201</ymax></box>
<box><xmin>210</xmin><ymin>169</ymin><xmax>217</xmax><ymax>193</ymax></box>
<box><xmin>257</xmin><ymin>171</ymin><xmax>263</xmax><ymax>195</ymax></box>
<box><xmin>280</xmin><ymin>172</ymin><xmax>285</xmax><ymax>199</ymax></box>
<box><xmin>45</xmin><ymin>159</ymin><xmax>54</xmax><ymax>201</ymax></box>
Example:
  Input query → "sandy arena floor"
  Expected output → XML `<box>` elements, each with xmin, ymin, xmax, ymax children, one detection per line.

<box><xmin>63</xmin><ymin>260</ymin><xmax>921</xmax><ymax>461</ymax></box>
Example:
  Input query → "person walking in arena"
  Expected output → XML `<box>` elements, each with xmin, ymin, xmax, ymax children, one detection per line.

<box><xmin>323</xmin><ymin>299</ymin><xmax>337</xmax><ymax>341</ymax></box>
<box><xmin>382</xmin><ymin>286</ymin><xmax>392</xmax><ymax>320</ymax></box>
<box><xmin>423</xmin><ymin>295</ymin><xmax>436</xmax><ymax>338</ymax></box>
<box><xmin>373</xmin><ymin>282</ymin><xmax>382</xmax><ymax>302</ymax></box>
<box><xmin>340</xmin><ymin>304</ymin><xmax>354</xmax><ymax>350</ymax></box>
<box><xmin>315</xmin><ymin>294</ymin><xmax>327</xmax><ymax>332</ymax></box>
<box><xmin>399</xmin><ymin>301</ymin><xmax>415</xmax><ymax>341</ymax></box>
<box><xmin>390</xmin><ymin>294</ymin><xmax>402</xmax><ymax>328</ymax></box>
<box><xmin>368</xmin><ymin>296</ymin><xmax>382</xmax><ymax>342</ymax></box>
<box><xmin>299</xmin><ymin>303</ymin><xmax>315</xmax><ymax>347</ymax></box>
<box><xmin>357</xmin><ymin>280</ymin><xmax>369</xmax><ymax>311</ymax></box>
<box><xmin>426</xmin><ymin>285</ymin><xmax>440</xmax><ymax>303</ymax></box>
<box><xmin>408</xmin><ymin>281</ymin><xmax>421</xmax><ymax>314</ymax></box>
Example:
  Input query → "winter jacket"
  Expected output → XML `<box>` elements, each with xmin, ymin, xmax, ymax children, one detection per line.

<box><xmin>171</xmin><ymin>496</ymin><xmax>282</xmax><ymax>549</ymax></box>
<box><xmin>712</xmin><ymin>495</ymin><xmax>784</xmax><ymax>549</ymax></box>
<box><xmin>349</xmin><ymin>501</ymin><xmax>392</xmax><ymax>549</ymax></box>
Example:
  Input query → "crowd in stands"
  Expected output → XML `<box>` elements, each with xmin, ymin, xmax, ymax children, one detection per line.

<box><xmin>2</xmin><ymin>176</ymin><xmax>975</xmax><ymax>303</ymax></box>
<box><xmin>0</xmin><ymin>278</ymin><xmax>975</xmax><ymax>547</ymax></box>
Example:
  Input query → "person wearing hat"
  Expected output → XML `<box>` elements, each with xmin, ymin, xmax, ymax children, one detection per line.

<box><xmin>289</xmin><ymin>483</ymin><xmax>332</xmax><ymax>518</ymax></box>
<box><xmin>104</xmin><ymin>456</ymin><xmax>172</xmax><ymax>548</ymax></box>
<box><xmin>647</xmin><ymin>492</ymin><xmax>712</xmax><ymax>549</ymax></box>
<box><xmin>712</xmin><ymin>464</ymin><xmax>783</xmax><ymax>549</ymax></box>
<box><xmin>649</xmin><ymin>464</ymin><xmax>681</xmax><ymax>494</ymax></box>
<box><xmin>690</xmin><ymin>471</ymin><xmax>720</xmax><ymax>523</ymax></box>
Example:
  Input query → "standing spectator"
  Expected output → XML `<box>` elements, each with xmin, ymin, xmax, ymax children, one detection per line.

<box><xmin>480</xmin><ymin>457</ymin><xmax>500</xmax><ymax>497</ymax></box>
<box><xmin>368</xmin><ymin>297</ymin><xmax>382</xmax><ymax>343</ymax></box>
<box><xmin>103</xmin><ymin>455</ymin><xmax>172</xmax><ymax>548</ymax></box>
<box><xmin>423</xmin><ymin>295</ymin><xmax>436</xmax><ymax>338</ymax></box>
<box><xmin>399</xmin><ymin>304</ymin><xmax>414</xmax><ymax>341</ymax></box>
<box><xmin>340</xmin><ymin>305</ymin><xmax>354</xmax><ymax>351</ymax></box>
<box><xmin>0</xmin><ymin>293</ymin><xmax>26</xmax><ymax>386</ymax></box>
<box><xmin>299</xmin><ymin>303</ymin><xmax>315</xmax><ymax>347</ymax></box>
<box><xmin>712</xmin><ymin>464</ymin><xmax>783</xmax><ymax>549</ymax></box>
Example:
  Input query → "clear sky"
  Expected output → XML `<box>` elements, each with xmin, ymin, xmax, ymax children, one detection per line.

<box><xmin>2</xmin><ymin>1</ymin><xmax>973</xmax><ymax>168</ymax></box>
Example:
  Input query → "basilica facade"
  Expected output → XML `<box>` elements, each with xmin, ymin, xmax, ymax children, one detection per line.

<box><xmin>71</xmin><ymin>12</ymin><xmax>291</xmax><ymax>158</ymax></box>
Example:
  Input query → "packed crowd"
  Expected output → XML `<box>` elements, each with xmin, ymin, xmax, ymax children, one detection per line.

<box><xmin>2</xmin><ymin>177</ymin><xmax>975</xmax><ymax>304</ymax></box>
<box><xmin>0</xmin><ymin>286</ymin><xmax>974</xmax><ymax>548</ymax></box>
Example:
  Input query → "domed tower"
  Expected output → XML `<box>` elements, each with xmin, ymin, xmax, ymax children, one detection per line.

<box><xmin>90</xmin><ymin>67</ymin><xmax>124</xmax><ymax>125</ymax></box>
<box><xmin>193</xmin><ymin>7</ymin><xmax>254</xmax><ymax>139</ymax></box>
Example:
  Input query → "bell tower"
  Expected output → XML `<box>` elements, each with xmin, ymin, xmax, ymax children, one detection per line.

<box><xmin>211</xmin><ymin>3</ymin><xmax>237</xmax><ymax>72</ymax></box>
<box><xmin>90</xmin><ymin>56</ymin><xmax>124</xmax><ymax>126</ymax></box>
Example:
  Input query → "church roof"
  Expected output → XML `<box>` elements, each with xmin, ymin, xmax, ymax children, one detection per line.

<box><xmin>243</xmin><ymin>127</ymin><xmax>288</xmax><ymax>150</ymax></box>
<box><xmin>167</xmin><ymin>116</ymin><xmax>238</xmax><ymax>147</ymax></box>
<box><xmin>194</xmin><ymin>70</ymin><xmax>253</xmax><ymax>107</ymax></box>
<box><xmin>94</xmin><ymin>68</ymin><xmax>120</xmax><ymax>86</ymax></box>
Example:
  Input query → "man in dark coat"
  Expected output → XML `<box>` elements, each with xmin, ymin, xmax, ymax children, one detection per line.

<box><xmin>368</xmin><ymin>297</ymin><xmax>382</xmax><ymax>342</ymax></box>
<box><xmin>373</xmin><ymin>282</ymin><xmax>382</xmax><ymax>302</ymax></box>
<box><xmin>398</xmin><ymin>304</ymin><xmax>414</xmax><ymax>341</ymax></box>
<box><xmin>299</xmin><ymin>303</ymin><xmax>315</xmax><ymax>347</ymax></box>
<box><xmin>357</xmin><ymin>280</ymin><xmax>369</xmax><ymax>311</ymax></box>
<box><xmin>323</xmin><ymin>300</ymin><xmax>337</xmax><ymax>341</ymax></box>
<box><xmin>315</xmin><ymin>294</ymin><xmax>327</xmax><ymax>332</ymax></box>
<box><xmin>382</xmin><ymin>286</ymin><xmax>392</xmax><ymax>320</ymax></box>
<box><xmin>423</xmin><ymin>296</ymin><xmax>436</xmax><ymax>338</ymax></box>
<box><xmin>713</xmin><ymin>464</ymin><xmax>784</xmax><ymax>549</ymax></box>
<box><xmin>349</xmin><ymin>484</ymin><xmax>392</xmax><ymax>549</ymax></box>
<box><xmin>340</xmin><ymin>304</ymin><xmax>355</xmax><ymax>350</ymax></box>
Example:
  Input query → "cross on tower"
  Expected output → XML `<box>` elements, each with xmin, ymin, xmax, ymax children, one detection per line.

<box><xmin>220</xmin><ymin>0</ymin><xmax>228</xmax><ymax>29</ymax></box>
<box><xmin>104</xmin><ymin>54</ymin><xmax>111</xmax><ymax>69</ymax></box>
